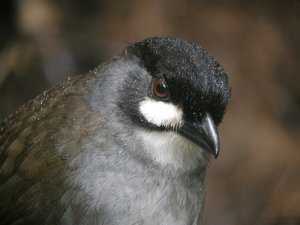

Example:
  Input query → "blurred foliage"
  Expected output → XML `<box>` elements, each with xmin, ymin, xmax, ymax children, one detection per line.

<box><xmin>0</xmin><ymin>0</ymin><xmax>299</xmax><ymax>224</ymax></box>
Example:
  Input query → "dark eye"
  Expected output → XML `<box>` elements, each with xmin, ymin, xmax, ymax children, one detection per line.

<box><xmin>152</xmin><ymin>77</ymin><xmax>169</xmax><ymax>100</ymax></box>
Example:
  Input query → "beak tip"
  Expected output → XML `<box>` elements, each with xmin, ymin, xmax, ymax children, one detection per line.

<box><xmin>207</xmin><ymin>143</ymin><xmax>219</xmax><ymax>159</ymax></box>
<box><xmin>213</xmin><ymin>143</ymin><xmax>220</xmax><ymax>158</ymax></box>
<box><xmin>214</xmin><ymin>149</ymin><xmax>219</xmax><ymax>159</ymax></box>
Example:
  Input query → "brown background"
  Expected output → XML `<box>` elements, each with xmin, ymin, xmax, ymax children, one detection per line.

<box><xmin>0</xmin><ymin>0</ymin><xmax>299</xmax><ymax>224</ymax></box>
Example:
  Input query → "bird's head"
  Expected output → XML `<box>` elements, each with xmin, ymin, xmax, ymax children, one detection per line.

<box><xmin>94</xmin><ymin>37</ymin><xmax>231</xmax><ymax>171</ymax></box>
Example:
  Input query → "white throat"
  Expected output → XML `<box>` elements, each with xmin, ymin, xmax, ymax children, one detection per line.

<box><xmin>136</xmin><ymin>130</ymin><xmax>207</xmax><ymax>171</ymax></box>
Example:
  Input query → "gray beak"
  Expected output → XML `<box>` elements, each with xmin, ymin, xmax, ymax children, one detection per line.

<box><xmin>178</xmin><ymin>113</ymin><xmax>220</xmax><ymax>158</ymax></box>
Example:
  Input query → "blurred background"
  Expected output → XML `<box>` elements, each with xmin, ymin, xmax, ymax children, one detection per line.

<box><xmin>0</xmin><ymin>0</ymin><xmax>300</xmax><ymax>224</ymax></box>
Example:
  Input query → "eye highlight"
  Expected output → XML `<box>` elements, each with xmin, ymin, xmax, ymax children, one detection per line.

<box><xmin>151</xmin><ymin>77</ymin><xmax>170</xmax><ymax>100</ymax></box>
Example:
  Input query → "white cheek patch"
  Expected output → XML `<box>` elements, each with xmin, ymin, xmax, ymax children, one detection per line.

<box><xmin>139</xmin><ymin>98</ymin><xmax>183</xmax><ymax>128</ymax></box>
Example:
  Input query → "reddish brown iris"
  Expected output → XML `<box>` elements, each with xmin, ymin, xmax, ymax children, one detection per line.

<box><xmin>152</xmin><ymin>78</ymin><xmax>169</xmax><ymax>100</ymax></box>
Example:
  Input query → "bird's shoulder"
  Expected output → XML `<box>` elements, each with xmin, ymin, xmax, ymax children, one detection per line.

<box><xmin>0</xmin><ymin>72</ymin><xmax>105</xmax><ymax>217</ymax></box>
<box><xmin>0</xmin><ymin>60</ymin><xmax>143</xmax><ymax>224</ymax></box>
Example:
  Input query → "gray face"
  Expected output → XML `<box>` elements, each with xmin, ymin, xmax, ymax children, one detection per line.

<box><xmin>111</xmin><ymin>37</ymin><xmax>231</xmax><ymax>170</ymax></box>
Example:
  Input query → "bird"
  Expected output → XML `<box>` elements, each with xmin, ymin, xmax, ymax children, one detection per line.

<box><xmin>0</xmin><ymin>37</ymin><xmax>231</xmax><ymax>225</ymax></box>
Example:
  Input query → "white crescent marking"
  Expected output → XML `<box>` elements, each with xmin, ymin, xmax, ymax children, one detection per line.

<box><xmin>139</xmin><ymin>98</ymin><xmax>183</xmax><ymax>128</ymax></box>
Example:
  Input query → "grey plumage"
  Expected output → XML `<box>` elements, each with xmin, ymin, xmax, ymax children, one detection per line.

<box><xmin>0</xmin><ymin>37</ymin><xmax>230</xmax><ymax>225</ymax></box>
